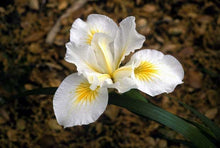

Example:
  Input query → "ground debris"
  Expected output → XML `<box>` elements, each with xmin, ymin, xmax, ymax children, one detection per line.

<box><xmin>0</xmin><ymin>0</ymin><xmax>219</xmax><ymax>147</ymax></box>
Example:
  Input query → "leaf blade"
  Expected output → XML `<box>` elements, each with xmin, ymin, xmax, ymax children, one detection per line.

<box><xmin>109</xmin><ymin>90</ymin><xmax>216</xmax><ymax>148</ymax></box>
<box><xmin>174</xmin><ymin>98</ymin><xmax>220</xmax><ymax>141</ymax></box>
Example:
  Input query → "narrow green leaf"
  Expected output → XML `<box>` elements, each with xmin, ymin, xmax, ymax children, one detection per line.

<box><xmin>17</xmin><ymin>87</ymin><xmax>57</xmax><ymax>97</ymax></box>
<box><xmin>124</xmin><ymin>89</ymin><xmax>148</xmax><ymax>103</ymax></box>
<box><xmin>174</xmin><ymin>98</ymin><xmax>220</xmax><ymax>141</ymax></box>
<box><xmin>185</xmin><ymin>119</ymin><xmax>216</xmax><ymax>140</ymax></box>
<box><xmin>1</xmin><ymin>87</ymin><xmax>58</xmax><ymax>107</ymax></box>
<box><xmin>109</xmin><ymin>90</ymin><xmax>216</xmax><ymax>148</ymax></box>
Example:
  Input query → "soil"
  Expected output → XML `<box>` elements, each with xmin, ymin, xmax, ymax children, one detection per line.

<box><xmin>0</xmin><ymin>0</ymin><xmax>219</xmax><ymax>147</ymax></box>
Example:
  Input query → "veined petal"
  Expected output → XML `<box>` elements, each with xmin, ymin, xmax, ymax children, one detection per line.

<box><xmin>112</xmin><ymin>65</ymin><xmax>137</xmax><ymax>93</ymax></box>
<box><xmin>65</xmin><ymin>41</ymin><xmax>114</xmax><ymax>89</ymax></box>
<box><xmin>91</xmin><ymin>33</ymin><xmax>114</xmax><ymax>74</ymax></box>
<box><xmin>70</xmin><ymin>18</ymin><xmax>88</xmax><ymax>44</ymax></box>
<box><xmin>65</xmin><ymin>42</ymin><xmax>105</xmax><ymax>74</ymax></box>
<box><xmin>113</xmin><ymin>16</ymin><xmax>145</xmax><ymax>68</ymax></box>
<box><xmin>70</xmin><ymin>14</ymin><xmax>118</xmax><ymax>46</ymax></box>
<box><xmin>87</xmin><ymin>14</ymin><xmax>118</xmax><ymax>44</ymax></box>
<box><xmin>53</xmin><ymin>73</ymin><xmax>108</xmax><ymax>127</ymax></box>
<box><xmin>128</xmin><ymin>49</ymin><xmax>184</xmax><ymax>96</ymax></box>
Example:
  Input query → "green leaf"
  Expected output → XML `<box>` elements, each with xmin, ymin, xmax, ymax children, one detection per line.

<box><xmin>109</xmin><ymin>90</ymin><xmax>216</xmax><ymax>148</ymax></box>
<box><xmin>185</xmin><ymin>119</ymin><xmax>216</xmax><ymax>140</ymax></box>
<box><xmin>173</xmin><ymin>98</ymin><xmax>220</xmax><ymax>141</ymax></box>
<box><xmin>17</xmin><ymin>87</ymin><xmax>57</xmax><ymax>97</ymax></box>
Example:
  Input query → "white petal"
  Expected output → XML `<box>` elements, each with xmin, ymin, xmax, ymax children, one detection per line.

<box><xmin>70</xmin><ymin>14</ymin><xmax>118</xmax><ymax>46</ymax></box>
<box><xmin>91</xmin><ymin>33</ymin><xmax>114</xmax><ymax>74</ymax></box>
<box><xmin>112</xmin><ymin>65</ymin><xmax>137</xmax><ymax>93</ymax></box>
<box><xmin>65</xmin><ymin>42</ymin><xmax>113</xmax><ymax>88</ymax></box>
<box><xmin>84</xmin><ymin>72</ymin><xmax>113</xmax><ymax>90</ymax></box>
<box><xmin>112</xmin><ymin>77</ymin><xmax>137</xmax><ymax>93</ymax></box>
<box><xmin>113</xmin><ymin>16</ymin><xmax>145</xmax><ymax>68</ymax></box>
<box><xmin>70</xmin><ymin>18</ymin><xmax>89</xmax><ymax>44</ymax></box>
<box><xmin>128</xmin><ymin>49</ymin><xmax>184</xmax><ymax>96</ymax></box>
<box><xmin>65</xmin><ymin>42</ymin><xmax>105</xmax><ymax>74</ymax></box>
<box><xmin>87</xmin><ymin>14</ymin><xmax>118</xmax><ymax>40</ymax></box>
<box><xmin>53</xmin><ymin>73</ymin><xmax>108</xmax><ymax>127</ymax></box>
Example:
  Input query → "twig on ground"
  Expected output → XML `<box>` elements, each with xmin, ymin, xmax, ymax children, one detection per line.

<box><xmin>46</xmin><ymin>0</ymin><xmax>88</xmax><ymax>44</ymax></box>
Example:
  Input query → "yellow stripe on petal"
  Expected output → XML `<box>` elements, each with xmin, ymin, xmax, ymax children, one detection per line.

<box><xmin>134</xmin><ymin>61</ymin><xmax>158</xmax><ymax>82</ymax></box>
<box><xmin>86</xmin><ymin>28</ymin><xmax>102</xmax><ymax>45</ymax></box>
<box><xmin>92</xmin><ymin>34</ymin><xmax>114</xmax><ymax>74</ymax></box>
<box><xmin>74</xmin><ymin>82</ymin><xmax>99</xmax><ymax>105</ymax></box>
<box><xmin>98</xmin><ymin>41</ymin><xmax>113</xmax><ymax>74</ymax></box>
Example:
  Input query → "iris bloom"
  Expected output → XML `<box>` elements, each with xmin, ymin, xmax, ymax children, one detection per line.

<box><xmin>53</xmin><ymin>14</ymin><xmax>184</xmax><ymax>127</ymax></box>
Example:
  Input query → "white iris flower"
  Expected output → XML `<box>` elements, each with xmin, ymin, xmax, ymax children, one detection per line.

<box><xmin>53</xmin><ymin>14</ymin><xmax>184</xmax><ymax>127</ymax></box>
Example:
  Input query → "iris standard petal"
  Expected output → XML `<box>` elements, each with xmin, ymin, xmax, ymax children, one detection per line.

<box><xmin>53</xmin><ymin>73</ymin><xmax>108</xmax><ymax>127</ymax></box>
<box><xmin>87</xmin><ymin>14</ymin><xmax>118</xmax><ymax>44</ymax></box>
<box><xmin>70</xmin><ymin>18</ymin><xmax>89</xmax><ymax>44</ymax></box>
<box><xmin>70</xmin><ymin>14</ymin><xmax>118</xmax><ymax>46</ymax></box>
<box><xmin>128</xmin><ymin>49</ymin><xmax>184</xmax><ymax>96</ymax></box>
<box><xmin>91</xmin><ymin>33</ymin><xmax>114</xmax><ymax>74</ymax></box>
<box><xmin>113</xmin><ymin>16</ymin><xmax>145</xmax><ymax>68</ymax></box>
<box><xmin>65</xmin><ymin>42</ymin><xmax>104</xmax><ymax>74</ymax></box>
<box><xmin>65</xmin><ymin>41</ymin><xmax>114</xmax><ymax>89</ymax></box>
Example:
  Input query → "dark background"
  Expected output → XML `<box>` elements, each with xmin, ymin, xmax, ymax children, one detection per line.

<box><xmin>0</xmin><ymin>0</ymin><xmax>219</xmax><ymax>147</ymax></box>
